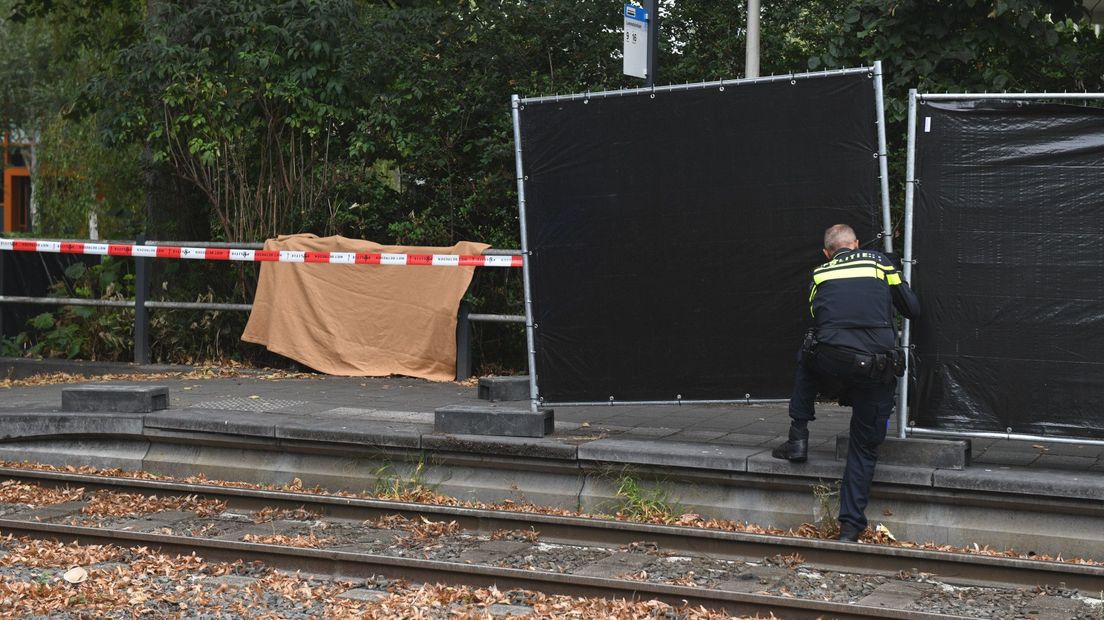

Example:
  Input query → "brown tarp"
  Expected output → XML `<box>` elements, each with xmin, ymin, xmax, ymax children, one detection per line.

<box><xmin>241</xmin><ymin>234</ymin><xmax>489</xmax><ymax>381</ymax></box>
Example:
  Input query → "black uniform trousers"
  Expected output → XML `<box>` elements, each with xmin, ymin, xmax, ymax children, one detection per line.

<box><xmin>788</xmin><ymin>351</ymin><xmax>895</xmax><ymax>531</ymax></box>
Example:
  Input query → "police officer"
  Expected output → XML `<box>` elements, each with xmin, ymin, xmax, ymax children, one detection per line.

<box><xmin>772</xmin><ymin>224</ymin><xmax>920</xmax><ymax>542</ymax></box>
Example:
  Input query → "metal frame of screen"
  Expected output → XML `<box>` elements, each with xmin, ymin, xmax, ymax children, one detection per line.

<box><xmin>899</xmin><ymin>89</ymin><xmax>1104</xmax><ymax>447</ymax></box>
<box><xmin>511</xmin><ymin>63</ymin><xmax>893</xmax><ymax>411</ymax></box>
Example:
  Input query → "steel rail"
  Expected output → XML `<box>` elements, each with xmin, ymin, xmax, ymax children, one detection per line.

<box><xmin>0</xmin><ymin>518</ymin><xmax>968</xmax><ymax>620</ymax></box>
<box><xmin>3</xmin><ymin>467</ymin><xmax>1102</xmax><ymax>593</ymax></box>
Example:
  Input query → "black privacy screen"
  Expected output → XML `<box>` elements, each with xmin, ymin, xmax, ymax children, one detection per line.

<box><xmin>912</xmin><ymin>100</ymin><xmax>1104</xmax><ymax>439</ymax></box>
<box><xmin>517</xmin><ymin>73</ymin><xmax>881</xmax><ymax>403</ymax></box>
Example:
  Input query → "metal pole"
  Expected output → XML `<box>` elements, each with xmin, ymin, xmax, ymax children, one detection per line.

<box><xmin>455</xmin><ymin>300</ymin><xmax>472</xmax><ymax>381</ymax></box>
<box><xmin>546</xmin><ymin>398</ymin><xmax>788</xmax><ymax>407</ymax></box>
<box><xmin>918</xmin><ymin>92</ymin><xmax>1104</xmax><ymax>100</ymax></box>
<box><xmin>511</xmin><ymin>95</ymin><xmax>541</xmax><ymax>413</ymax></box>
<box><xmin>519</xmin><ymin>66</ymin><xmax>873</xmax><ymax>105</ymax></box>
<box><xmin>133</xmin><ymin>236</ymin><xmax>150</xmax><ymax>365</ymax></box>
<box><xmin>467</xmin><ymin>313</ymin><xmax>526</xmax><ymax>323</ymax></box>
<box><xmin>645</xmin><ymin>0</ymin><xmax>658</xmax><ymax>87</ymax></box>
<box><xmin>896</xmin><ymin>89</ymin><xmax>919</xmax><ymax>439</ymax></box>
<box><xmin>745</xmin><ymin>0</ymin><xmax>760</xmax><ymax>78</ymax></box>
<box><xmin>872</xmin><ymin>61</ymin><xmax>893</xmax><ymax>254</ymax></box>
<box><xmin>910</xmin><ymin>426</ymin><xmax>1104</xmax><ymax>448</ymax></box>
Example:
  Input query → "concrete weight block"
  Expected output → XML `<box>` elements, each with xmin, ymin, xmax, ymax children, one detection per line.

<box><xmin>476</xmin><ymin>376</ymin><xmax>531</xmax><ymax>402</ymax></box>
<box><xmin>62</xmin><ymin>384</ymin><xmax>169</xmax><ymax>413</ymax></box>
<box><xmin>434</xmin><ymin>404</ymin><xmax>553</xmax><ymax>438</ymax></box>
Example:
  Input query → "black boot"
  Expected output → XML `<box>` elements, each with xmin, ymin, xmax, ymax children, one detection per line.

<box><xmin>838</xmin><ymin>522</ymin><xmax>863</xmax><ymax>542</ymax></box>
<box><xmin>771</xmin><ymin>438</ymin><xmax>808</xmax><ymax>462</ymax></box>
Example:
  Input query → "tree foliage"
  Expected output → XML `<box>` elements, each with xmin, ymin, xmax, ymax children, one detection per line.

<box><xmin>3</xmin><ymin>0</ymin><xmax>1104</xmax><ymax>367</ymax></box>
<box><xmin>11</xmin><ymin>0</ymin><xmax>1103</xmax><ymax>246</ymax></box>
<box><xmin>100</xmin><ymin>0</ymin><xmax>373</xmax><ymax>242</ymax></box>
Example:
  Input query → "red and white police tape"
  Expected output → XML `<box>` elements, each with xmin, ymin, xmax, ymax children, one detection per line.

<box><xmin>0</xmin><ymin>239</ymin><xmax>523</xmax><ymax>268</ymax></box>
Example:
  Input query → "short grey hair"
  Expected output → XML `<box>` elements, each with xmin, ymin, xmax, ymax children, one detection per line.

<box><xmin>823</xmin><ymin>224</ymin><xmax>857</xmax><ymax>252</ymax></box>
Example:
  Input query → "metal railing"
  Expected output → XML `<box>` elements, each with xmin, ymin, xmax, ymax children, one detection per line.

<box><xmin>0</xmin><ymin>238</ymin><xmax>524</xmax><ymax>380</ymax></box>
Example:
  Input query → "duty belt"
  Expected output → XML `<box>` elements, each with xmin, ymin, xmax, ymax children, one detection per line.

<box><xmin>813</xmin><ymin>342</ymin><xmax>895</xmax><ymax>381</ymax></box>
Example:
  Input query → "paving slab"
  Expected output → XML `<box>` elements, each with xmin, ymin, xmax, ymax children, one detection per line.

<box><xmin>934</xmin><ymin>466</ymin><xmax>1104</xmax><ymax>501</ymax></box>
<box><xmin>836</xmin><ymin>436</ymin><xmax>970</xmax><ymax>470</ymax></box>
<box><xmin>615</xmin><ymin>427</ymin><xmax>681</xmax><ymax>439</ymax></box>
<box><xmin>662</xmin><ymin>430</ymin><xmax>731</xmax><ymax>442</ymax></box>
<box><xmin>747</xmin><ymin>451</ymin><xmax>935</xmax><ymax>487</ymax></box>
<box><xmin>144</xmin><ymin>409</ymin><xmax>300</xmax><ymax>438</ymax></box>
<box><xmin>1031</xmin><ymin>454</ymin><xmax>1099</xmax><ymax>470</ymax></box>
<box><xmin>577</xmin><ymin>439</ymin><xmax>758</xmax><ymax>472</ymax></box>
<box><xmin>275</xmin><ymin>418</ymin><xmax>422</xmax><ymax>449</ymax></box>
<box><xmin>323</xmin><ymin>408</ymin><xmax>436</xmax><ymax>425</ymax></box>
<box><xmin>421</xmin><ymin>434</ymin><xmax>576</xmax><ymax>460</ymax></box>
<box><xmin>0</xmin><ymin>412</ymin><xmax>145</xmax><ymax>441</ymax></box>
<box><xmin>972</xmin><ymin>448</ymin><xmax>1040</xmax><ymax>467</ymax></box>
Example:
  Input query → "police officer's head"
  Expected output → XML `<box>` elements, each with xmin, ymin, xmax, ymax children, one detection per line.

<box><xmin>823</xmin><ymin>224</ymin><xmax>860</xmax><ymax>259</ymax></box>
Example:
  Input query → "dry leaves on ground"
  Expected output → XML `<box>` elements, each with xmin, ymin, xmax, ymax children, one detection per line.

<box><xmin>0</xmin><ymin>536</ymin><xmax>123</xmax><ymax>568</ymax></box>
<box><xmin>0</xmin><ymin>365</ymin><xmax>316</xmax><ymax>390</ymax></box>
<box><xmin>251</xmin><ymin>506</ymin><xmax>321</xmax><ymax>524</ymax></box>
<box><xmin>242</xmin><ymin>531</ymin><xmax>334</xmax><ymax>548</ymax></box>
<box><xmin>325</xmin><ymin>582</ymin><xmax>744</xmax><ymax>620</ymax></box>
<box><xmin>0</xmin><ymin>480</ymin><xmax>84</xmax><ymax>507</ymax></box>
<box><xmin>80</xmin><ymin>491</ymin><xmax>225</xmax><ymax>519</ymax></box>
<box><xmin>489</xmin><ymin>528</ymin><xmax>540</xmax><ymax>543</ymax></box>
<box><xmin>372</xmin><ymin>514</ymin><xmax>461</xmax><ymax>544</ymax></box>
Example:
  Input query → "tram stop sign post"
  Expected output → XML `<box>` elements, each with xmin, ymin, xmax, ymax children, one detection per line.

<box><xmin>623</xmin><ymin>4</ymin><xmax>648</xmax><ymax>80</ymax></box>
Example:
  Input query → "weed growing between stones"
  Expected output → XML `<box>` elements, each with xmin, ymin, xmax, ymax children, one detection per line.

<box><xmin>812</xmin><ymin>480</ymin><xmax>841</xmax><ymax>538</ymax></box>
<box><xmin>613</xmin><ymin>474</ymin><xmax>682</xmax><ymax>524</ymax></box>
<box><xmin>373</xmin><ymin>456</ymin><xmax>438</xmax><ymax>503</ymax></box>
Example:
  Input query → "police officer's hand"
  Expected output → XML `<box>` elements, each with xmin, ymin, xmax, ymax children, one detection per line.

<box><xmin>884</xmin><ymin>252</ymin><xmax>904</xmax><ymax>271</ymax></box>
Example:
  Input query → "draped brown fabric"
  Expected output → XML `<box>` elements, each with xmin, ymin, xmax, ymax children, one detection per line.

<box><xmin>242</xmin><ymin>234</ymin><xmax>489</xmax><ymax>381</ymax></box>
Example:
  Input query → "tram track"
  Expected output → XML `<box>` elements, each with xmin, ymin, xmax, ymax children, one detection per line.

<box><xmin>1</xmin><ymin>466</ymin><xmax>1101</xmax><ymax>618</ymax></box>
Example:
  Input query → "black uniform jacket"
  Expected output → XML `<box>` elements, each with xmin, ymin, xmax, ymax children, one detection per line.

<box><xmin>808</xmin><ymin>248</ymin><xmax>920</xmax><ymax>354</ymax></box>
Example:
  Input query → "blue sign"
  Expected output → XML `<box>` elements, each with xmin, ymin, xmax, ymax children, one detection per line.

<box><xmin>624</xmin><ymin>4</ymin><xmax>649</xmax><ymax>22</ymax></box>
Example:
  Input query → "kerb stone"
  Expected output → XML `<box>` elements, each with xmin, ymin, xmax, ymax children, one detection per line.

<box><xmin>434</xmin><ymin>404</ymin><xmax>553</xmax><ymax>438</ymax></box>
<box><xmin>477</xmin><ymin>376</ymin><xmax>531</xmax><ymax>402</ymax></box>
<box><xmin>835</xmin><ymin>435</ymin><xmax>970</xmax><ymax>470</ymax></box>
<box><xmin>578</xmin><ymin>439</ymin><xmax>757</xmax><ymax>472</ymax></box>
<box><xmin>62</xmin><ymin>384</ymin><xmax>169</xmax><ymax>413</ymax></box>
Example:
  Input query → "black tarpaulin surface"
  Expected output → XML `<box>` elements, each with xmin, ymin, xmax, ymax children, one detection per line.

<box><xmin>912</xmin><ymin>99</ymin><xmax>1104</xmax><ymax>439</ymax></box>
<box><xmin>518</xmin><ymin>73</ymin><xmax>881</xmax><ymax>403</ymax></box>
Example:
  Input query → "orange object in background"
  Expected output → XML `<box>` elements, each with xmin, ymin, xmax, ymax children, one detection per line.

<box><xmin>2</xmin><ymin>130</ymin><xmax>32</xmax><ymax>233</ymax></box>
<box><xmin>3</xmin><ymin>167</ymin><xmax>31</xmax><ymax>233</ymax></box>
